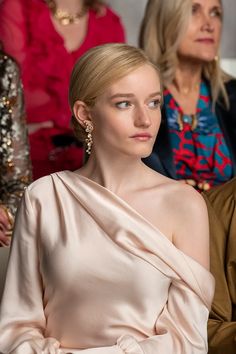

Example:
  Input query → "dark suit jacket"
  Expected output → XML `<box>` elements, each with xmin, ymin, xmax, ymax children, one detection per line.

<box><xmin>202</xmin><ymin>178</ymin><xmax>236</xmax><ymax>354</ymax></box>
<box><xmin>143</xmin><ymin>80</ymin><xmax>236</xmax><ymax>178</ymax></box>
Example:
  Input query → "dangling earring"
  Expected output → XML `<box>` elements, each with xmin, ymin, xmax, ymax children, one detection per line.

<box><xmin>84</xmin><ymin>121</ymin><xmax>93</xmax><ymax>154</ymax></box>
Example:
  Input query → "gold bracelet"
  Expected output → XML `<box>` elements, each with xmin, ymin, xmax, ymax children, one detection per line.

<box><xmin>0</xmin><ymin>204</ymin><xmax>14</xmax><ymax>227</ymax></box>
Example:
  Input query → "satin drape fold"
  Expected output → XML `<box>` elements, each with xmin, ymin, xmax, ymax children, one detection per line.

<box><xmin>0</xmin><ymin>171</ymin><xmax>214</xmax><ymax>354</ymax></box>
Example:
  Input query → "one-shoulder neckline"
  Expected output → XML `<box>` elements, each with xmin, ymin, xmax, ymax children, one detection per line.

<box><xmin>56</xmin><ymin>170</ymin><xmax>212</xmax><ymax>276</ymax></box>
<box><xmin>62</xmin><ymin>170</ymin><xmax>172</xmax><ymax>240</ymax></box>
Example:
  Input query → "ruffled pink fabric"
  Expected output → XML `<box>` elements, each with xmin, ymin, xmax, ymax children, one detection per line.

<box><xmin>0</xmin><ymin>0</ymin><xmax>125</xmax><ymax>128</ymax></box>
<box><xmin>0</xmin><ymin>0</ymin><xmax>125</xmax><ymax>177</ymax></box>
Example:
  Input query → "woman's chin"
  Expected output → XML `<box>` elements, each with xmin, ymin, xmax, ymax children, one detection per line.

<box><xmin>138</xmin><ymin>147</ymin><xmax>154</xmax><ymax>159</ymax></box>
<box><xmin>141</xmin><ymin>151</ymin><xmax>152</xmax><ymax>159</ymax></box>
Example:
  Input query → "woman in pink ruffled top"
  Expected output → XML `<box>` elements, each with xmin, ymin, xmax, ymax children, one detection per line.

<box><xmin>0</xmin><ymin>0</ymin><xmax>125</xmax><ymax>179</ymax></box>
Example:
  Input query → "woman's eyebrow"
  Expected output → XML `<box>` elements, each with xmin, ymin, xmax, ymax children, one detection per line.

<box><xmin>148</xmin><ymin>91</ymin><xmax>162</xmax><ymax>98</ymax></box>
<box><xmin>109</xmin><ymin>91</ymin><xmax>162</xmax><ymax>100</ymax></box>
<box><xmin>109</xmin><ymin>93</ymin><xmax>135</xmax><ymax>99</ymax></box>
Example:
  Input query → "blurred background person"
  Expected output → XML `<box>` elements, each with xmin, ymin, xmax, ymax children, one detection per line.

<box><xmin>140</xmin><ymin>0</ymin><xmax>236</xmax><ymax>191</ymax></box>
<box><xmin>0</xmin><ymin>45</ymin><xmax>32</xmax><ymax>247</ymax></box>
<box><xmin>203</xmin><ymin>177</ymin><xmax>236</xmax><ymax>354</ymax></box>
<box><xmin>0</xmin><ymin>0</ymin><xmax>125</xmax><ymax>179</ymax></box>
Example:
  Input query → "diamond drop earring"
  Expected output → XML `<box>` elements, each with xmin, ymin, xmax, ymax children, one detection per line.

<box><xmin>84</xmin><ymin>121</ymin><xmax>93</xmax><ymax>154</ymax></box>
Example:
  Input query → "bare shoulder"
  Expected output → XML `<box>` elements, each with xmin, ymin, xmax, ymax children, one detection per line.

<box><xmin>150</xmin><ymin>174</ymin><xmax>207</xmax><ymax>212</ymax></box>
<box><xmin>141</xmin><ymin>171</ymin><xmax>207</xmax><ymax>216</ymax></box>
<box><xmin>143</xmin><ymin>168</ymin><xmax>207</xmax><ymax>215</ymax></box>
<box><xmin>165</xmin><ymin>181</ymin><xmax>208</xmax><ymax>216</ymax></box>
<box><xmin>153</xmin><ymin>178</ymin><xmax>210</xmax><ymax>269</ymax></box>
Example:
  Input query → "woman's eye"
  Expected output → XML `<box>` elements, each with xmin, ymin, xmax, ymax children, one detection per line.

<box><xmin>148</xmin><ymin>99</ymin><xmax>161</xmax><ymax>108</ymax></box>
<box><xmin>210</xmin><ymin>8</ymin><xmax>222</xmax><ymax>19</ymax></box>
<box><xmin>192</xmin><ymin>4</ymin><xmax>199</xmax><ymax>14</ymax></box>
<box><xmin>115</xmin><ymin>101</ymin><xmax>131</xmax><ymax>109</ymax></box>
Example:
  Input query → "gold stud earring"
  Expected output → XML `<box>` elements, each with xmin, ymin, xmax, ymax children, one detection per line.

<box><xmin>84</xmin><ymin>121</ymin><xmax>93</xmax><ymax>154</ymax></box>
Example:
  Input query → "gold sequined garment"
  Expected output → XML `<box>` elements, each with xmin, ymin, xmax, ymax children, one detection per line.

<box><xmin>0</xmin><ymin>51</ymin><xmax>32</xmax><ymax>217</ymax></box>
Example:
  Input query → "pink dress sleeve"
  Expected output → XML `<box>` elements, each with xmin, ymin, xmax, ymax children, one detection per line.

<box><xmin>106</xmin><ymin>7</ymin><xmax>125</xmax><ymax>43</ymax></box>
<box><xmin>0</xmin><ymin>1</ymin><xmax>125</xmax><ymax>129</ymax></box>
<box><xmin>0</xmin><ymin>0</ymin><xmax>28</xmax><ymax>64</ymax></box>
<box><xmin>0</xmin><ymin>0</ymin><xmax>52</xmax><ymax>123</ymax></box>
<box><xmin>0</xmin><ymin>189</ymin><xmax>123</xmax><ymax>354</ymax></box>
<box><xmin>0</xmin><ymin>189</ymin><xmax>59</xmax><ymax>353</ymax></box>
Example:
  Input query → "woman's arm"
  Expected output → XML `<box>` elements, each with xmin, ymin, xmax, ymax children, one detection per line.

<box><xmin>0</xmin><ymin>207</ymin><xmax>11</xmax><ymax>246</ymax></box>
<box><xmin>172</xmin><ymin>184</ymin><xmax>210</xmax><ymax>270</ymax></box>
<box><xmin>0</xmin><ymin>189</ymin><xmax>61</xmax><ymax>354</ymax></box>
<box><xmin>0</xmin><ymin>187</ymin><xmax>124</xmax><ymax>354</ymax></box>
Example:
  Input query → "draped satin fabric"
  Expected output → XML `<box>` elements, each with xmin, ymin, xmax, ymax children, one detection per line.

<box><xmin>0</xmin><ymin>171</ymin><xmax>214</xmax><ymax>354</ymax></box>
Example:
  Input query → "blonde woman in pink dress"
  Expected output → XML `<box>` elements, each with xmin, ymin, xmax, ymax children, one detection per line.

<box><xmin>0</xmin><ymin>44</ymin><xmax>214</xmax><ymax>354</ymax></box>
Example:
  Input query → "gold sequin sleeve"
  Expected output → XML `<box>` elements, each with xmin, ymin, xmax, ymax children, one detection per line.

<box><xmin>0</xmin><ymin>52</ymin><xmax>32</xmax><ymax>218</ymax></box>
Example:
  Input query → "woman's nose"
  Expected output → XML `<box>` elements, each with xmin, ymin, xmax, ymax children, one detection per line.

<box><xmin>201</xmin><ymin>13</ymin><xmax>214</xmax><ymax>32</ymax></box>
<box><xmin>134</xmin><ymin>107</ymin><xmax>151</xmax><ymax>128</ymax></box>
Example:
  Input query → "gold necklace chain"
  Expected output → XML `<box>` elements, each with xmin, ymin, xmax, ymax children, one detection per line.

<box><xmin>46</xmin><ymin>0</ymin><xmax>86</xmax><ymax>25</ymax></box>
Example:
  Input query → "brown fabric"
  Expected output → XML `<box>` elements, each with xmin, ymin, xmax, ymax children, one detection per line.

<box><xmin>203</xmin><ymin>178</ymin><xmax>236</xmax><ymax>353</ymax></box>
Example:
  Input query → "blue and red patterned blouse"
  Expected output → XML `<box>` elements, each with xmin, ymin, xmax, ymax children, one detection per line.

<box><xmin>164</xmin><ymin>81</ymin><xmax>233</xmax><ymax>188</ymax></box>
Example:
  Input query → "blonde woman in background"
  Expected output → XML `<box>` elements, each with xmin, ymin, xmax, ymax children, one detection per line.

<box><xmin>0</xmin><ymin>43</ymin><xmax>213</xmax><ymax>354</ymax></box>
<box><xmin>140</xmin><ymin>0</ymin><xmax>236</xmax><ymax>191</ymax></box>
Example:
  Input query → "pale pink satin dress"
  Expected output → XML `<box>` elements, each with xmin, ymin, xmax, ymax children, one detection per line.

<box><xmin>0</xmin><ymin>171</ymin><xmax>214</xmax><ymax>354</ymax></box>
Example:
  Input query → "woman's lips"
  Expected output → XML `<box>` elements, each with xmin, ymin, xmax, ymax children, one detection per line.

<box><xmin>130</xmin><ymin>133</ymin><xmax>152</xmax><ymax>141</ymax></box>
<box><xmin>196</xmin><ymin>38</ymin><xmax>215</xmax><ymax>43</ymax></box>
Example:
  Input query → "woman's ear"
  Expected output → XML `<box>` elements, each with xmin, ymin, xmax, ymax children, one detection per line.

<box><xmin>73</xmin><ymin>100</ymin><xmax>91</xmax><ymax>128</ymax></box>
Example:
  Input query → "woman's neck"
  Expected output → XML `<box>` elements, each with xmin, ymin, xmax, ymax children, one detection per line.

<box><xmin>78</xmin><ymin>152</ymin><xmax>149</xmax><ymax>196</ymax></box>
<box><xmin>166</xmin><ymin>59</ymin><xmax>203</xmax><ymax>115</ymax></box>
<box><xmin>53</xmin><ymin>0</ymin><xmax>84</xmax><ymax>13</ymax></box>
<box><xmin>172</xmin><ymin>59</ymin><xmax>203</xmax><ymax>95</ymax></box>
